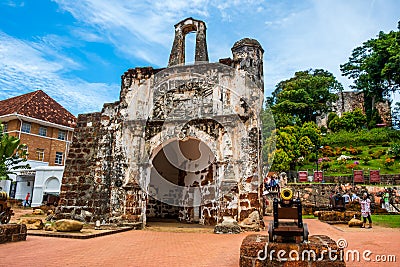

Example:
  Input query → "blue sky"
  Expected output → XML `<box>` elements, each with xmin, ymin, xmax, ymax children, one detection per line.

<box><xmin>0</xmin><ymin>0</ymin><xmax>399</xmax><ymax>115</ymax></box>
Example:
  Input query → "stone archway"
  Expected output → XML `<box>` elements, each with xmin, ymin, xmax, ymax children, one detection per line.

<box><xmin>146</xmin><ymin>137</ymin><xmax>216</xmax><ymax>223</ymax></box>
<box><xmin>44</xmin><ymin>177</ymin><xmax>61</xmax><ymax>194</ymax></box>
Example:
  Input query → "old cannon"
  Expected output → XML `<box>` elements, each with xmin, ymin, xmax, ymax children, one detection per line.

<box><xmin>0</xmin><ymin>191</ymin><xmax>14</xmax><ymax>224</ymax></box>
<box><xmin>268</xmin><ymin>188</ymin><xmax>308</xmax><ymax>243</ymax></box>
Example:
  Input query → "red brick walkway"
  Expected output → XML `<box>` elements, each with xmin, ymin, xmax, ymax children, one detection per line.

<box><xmin>1</xmin><ymin>218</ymin><xmax>399</xmax><ymax>267</ymax></box>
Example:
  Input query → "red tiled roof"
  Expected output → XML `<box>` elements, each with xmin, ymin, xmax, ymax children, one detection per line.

<box><xmin>0</xmin><ymin>90</ymin><xmax>76</xmax><ymax>128</ymax></box>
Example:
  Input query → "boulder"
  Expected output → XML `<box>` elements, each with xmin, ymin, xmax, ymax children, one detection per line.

<box><xmin>239</xmin><ymin>211</ymin><xmax>261</xmax><ymax>231</ymax></box>
<box><xmin>54</xmin><ymin>219</ymin><xmax>83</xmax><ymax>232</ymax></box>
<box><xmin>348</xmin><ymin>218</ymin><xmax>363</xmax><ymax>227</ymax></box>
<box><xmin>19</xmin><ymin>218</ymin><xmax>44</xmax><ymax>230</ymax></box>
<box><xmin>44</xmin><ymin>223</ymin><xmax>55</xmax><ymax>231</ymax></box>
<box><xmin>214</xmin><ymin>217</ymin><xmax>241</xmax><ymax>234</ymax></box>
<box><xmin>33</xmin><ymin>209</ymin><xmax>45</xmax><ymax>215</ymax></box>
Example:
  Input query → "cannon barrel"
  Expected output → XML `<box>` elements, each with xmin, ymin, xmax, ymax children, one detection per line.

<box><xmin>280</xmin><ymin>188</ymin><xmax>293</xmax><ymax>201</ymax></box>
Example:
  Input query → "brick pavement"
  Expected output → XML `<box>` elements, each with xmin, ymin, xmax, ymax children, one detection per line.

<box><xmin>0</xmin><ymin>218</ymin><xmax>399</xmax><ymax>267</ymax></box>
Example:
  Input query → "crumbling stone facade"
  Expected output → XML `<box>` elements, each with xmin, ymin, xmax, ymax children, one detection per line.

<box><xmin>317</xmin><ymin>91</ymin><xmax>392</xmax><ymax>127</ymax></box>
<box><xmin>57</xmin><ymin>18</ymin><xmax>265</xmax><ymax>227</ymax></box>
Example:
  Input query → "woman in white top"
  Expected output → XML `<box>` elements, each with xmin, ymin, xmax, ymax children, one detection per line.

<box><xmin>360</xmin><ymin>192</ymin><xmax>372</xmax><ymax>228</ymax></box>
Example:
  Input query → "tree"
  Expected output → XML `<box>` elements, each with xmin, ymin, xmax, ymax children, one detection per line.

<box><xmin>264</xmin><ymin>122</ymin><xmax>321</xmax><ymax>172</ymax></box>
<box><xmin>268</xmin><ymin>69</ymin><xmax>341</xmax><ymax>127</ymax></box>
<box><xmin>0</xmin><ymin>123</ymin><xmax>30</xmax><ymax>180</ymax></box>
<box><xmin>328</xmin><ymin>108</ymin><xmax>367</xmax><ymax>132</ymax></box>
<box><xmin>340</xmin><ymin>21</ymin><xmax>400</xmax><ymax>123</ymax></box>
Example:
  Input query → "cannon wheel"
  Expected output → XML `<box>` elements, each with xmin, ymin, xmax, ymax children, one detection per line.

<box><xmin>0</xmin><ymin>212</ymin><xmax>11</xmax><ymax>224</ymax></box>
<box><xmin>268</xmin><ymin>221</ymin><xmax>274</xmax><ymax>242</ymax></box>
<box><xmin>303</xmin><ymin>223</ymin><xmax>309</xmax><ymax>242</ymax></box>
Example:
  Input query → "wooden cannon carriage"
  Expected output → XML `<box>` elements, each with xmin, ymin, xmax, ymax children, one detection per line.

<box><xmin>268</xmin><ymin>188</ymin><xmax>308</xmax><ymax>243</ymax></box>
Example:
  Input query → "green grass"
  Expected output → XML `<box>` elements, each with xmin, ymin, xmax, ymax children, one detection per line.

<box><xmin>302</xmin><ymin>214</ymin><xmax>317</xmax><ymax>219</ymax></box>
<box><xmin>298</xmin><ymin>144</ymin><xmax>400</xmax><ymax>175</ymax></box>
<box><xmin>370</xmin><ymin>215</ymin><xmax>400</xmax><ymax>228</ymax></box>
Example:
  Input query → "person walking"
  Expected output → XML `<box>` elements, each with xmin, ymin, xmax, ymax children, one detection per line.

<box><xmin>24</xmin><ymin>192</ymin><xmax>30</xmax><ymax>207</ymax></box>
<box><xmin>383</xmin><ymin>189</ymin><xmax>390</xmax><ymax>211</ymax></box>
<box><xmin>360</xmin><ymin>192</ymin><xmax>372</xmax><ymax>228</ymax></box>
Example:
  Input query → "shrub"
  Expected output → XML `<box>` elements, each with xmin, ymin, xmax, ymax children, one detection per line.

<box><xmin>321</xmin><ymin>146</ymin><xmax>335</xmax><ymax>157</ymax></box>
<box><xmin>346</xmin><ymin>163</ymin><xmax>357</xmax><ymax>169</ymax></box>
<box><xmin>347</xmin><ymin>146</ymin><xmax>361</xmax><ymax>155</ymax></box>
<box><xmin>387</xmin><ymin>143</ymin><xmax>400</xmax><ymax>158</ymax></box>
<box><xmin>320</xmin><ymin>161</ymin><xmax>332</xmax><ymax>170</ymax></box>
<box><xmin>383</xmin><ymin>157</ymin><xmax>395</xmax><ymax>168</ymax></box>
<box><xmin>361</xmin><ymin>156</ymin><xmax>372</xmax><ymax>165</ymax></box>
<box><xmin>371</xmin><ymin>150</ymin><xmax>385</xmax><ymax>159</ymax></box>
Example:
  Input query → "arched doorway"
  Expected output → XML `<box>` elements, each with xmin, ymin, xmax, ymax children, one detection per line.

<box><xmin>146</xmin><ymin>137</ymin><xmax>215</xmax><ymax>223</ymax></box>
<box><xmin>43</xmin><ymin>177</ymin><xmax>61</xmax><ymax>206</ymax></box>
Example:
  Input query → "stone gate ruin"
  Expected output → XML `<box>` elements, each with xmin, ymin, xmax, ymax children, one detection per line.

<box><xmin>57</xmin><ymin>18</ymin><xmax>266</xmax><ymax>227</ymax></box>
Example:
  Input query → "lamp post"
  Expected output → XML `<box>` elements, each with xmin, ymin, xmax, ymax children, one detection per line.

<box><xmin>310</xmin><ymin>134</ymin><xmax>325</xmax><ymax>182</ymax></box>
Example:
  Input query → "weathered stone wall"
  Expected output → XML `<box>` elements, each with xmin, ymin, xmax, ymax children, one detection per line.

<box><xmin>57</xmin><ymin>18</ymin><xmax>264</xmax><ymax>227</ymax></box>
<box><xmin>317</xmin><ymin>91</ymin><xmax>391</xmax><ymax>127</ymax></box>
<box><xmin>0</xmin><ymin>224</ymin><xmax>27</xmax><ymax>243</ymax></box>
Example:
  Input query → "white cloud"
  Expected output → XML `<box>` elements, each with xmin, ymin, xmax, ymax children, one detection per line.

<box><xmin>262</xmin><ymin>0</ymin><xmax>400</xmax><ymax>95</ymax></box>
<box><xmin>2</xmin><ymin>0</ymin><xmax>399</xmax><ymax>116</ymax></box>
<box><xmin>52</xmin><ymin>0</ymin><xmax>265</xmax><ymax>66</ymax></box>
<box><xmin>0</xmin><ymin>31</ymin><xmax>118</xmax><ymax>115</ymax></box>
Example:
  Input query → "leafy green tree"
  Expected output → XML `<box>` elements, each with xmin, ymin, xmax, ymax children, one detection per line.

<box><xmin>341</xmin><ymin>21</ymin><xmax>400</xmax><ymax>123</ymax></box>
<box><xmin>264</xmin><ymin>122</ymin><xmax>321</xmax><ymax>172</ymax></box>
<box><xmin>328</xmin><ymin>108</ymin><xmax>367</xmax><ymax>132</ymax></box>
<box><xmin>0</xmin><ymin>123</ymin><xmax>30</xmax><ymax>180</ymax></box>
<box><xmin>268</xmin><ymin>69</ymin><xmax>341</xmax><ymax>127</ymax></box>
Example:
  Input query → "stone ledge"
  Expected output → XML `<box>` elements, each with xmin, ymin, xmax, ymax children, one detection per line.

<box><xmin>0</xmin><ymin>224</ymin><xmax>27</xmax><ymax>244</ymax></box>
<box><xmin>240</xmin><ymin>234</ymin><xmax>346</xmax><ymax>267</ymax></box>
<box><xmin>27</xmin><ymin>226</ymin><xmax>136</xmax><ymax>239</ymax></box>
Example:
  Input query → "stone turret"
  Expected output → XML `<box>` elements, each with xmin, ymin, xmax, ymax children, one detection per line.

<box><xmin>231</xmin><ymin>38</ymin><xmax>264</xmax><ymax>90</ymax></box>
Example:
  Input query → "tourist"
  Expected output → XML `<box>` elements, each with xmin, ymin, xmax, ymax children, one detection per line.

<box><xmin>342</xmin><ymin>191</ymin><xmax>350</xmax><ymax>205</ymax></box>
<box><xmin>270</xmin><ymin>176</ymin><xmax>279</xmax><ymax>191</ymax></box>
<box><xmin>351</xmin><ymin>192</ymin><xmax>359</xmax><ymax>202</ymax></box>
<box><xmin>360</xmin><ymin>192</ymin><xmax>372</xmax><ymax>228</ymax></box>
<box><xmin>383</xmin><ymin>189</ymin><xmax>390</xmax><ymax>211</ymax></box>
<box><xmin>24</xmin><ymin>192</ymin><xmax>30</xmax><ymax>207</ymax></box>
<box><xmin>264</xmin><ymin>176</ymin><xmax>270</xmax><ymax>191</ymax></box>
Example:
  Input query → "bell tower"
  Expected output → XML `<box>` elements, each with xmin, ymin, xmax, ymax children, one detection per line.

<box><xmin>168</xmin><ymin>17</ymin><xmax>209</xmax><ymax>66</ymax></box>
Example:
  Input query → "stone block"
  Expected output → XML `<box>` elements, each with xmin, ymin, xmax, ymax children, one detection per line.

<box><xmin>54</xmin><ymin>219</ymin><xmax>83</xmax><ymax>232</ymax></box>
<box><xmin>19</xmin><ymin>218</ymin><xmax>44</xmax><ymax>230</ymax></box>
<box><xmin>348</xmin><ymin>218</ymin><xmax>363</xmax><ymax>227</ymax></box>
<box><xmin>0</xmin><ymin>224</ymin><xmax>27</xmax><ymax>243</ymax></box>
<box><xmin>214</xmin><ymin>220</ymin><xmax>242</xmax><ymax>234</ymax></box>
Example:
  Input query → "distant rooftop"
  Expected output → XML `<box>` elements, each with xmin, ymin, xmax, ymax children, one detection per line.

<box><xmin>0</xmin><ymin>90</ymin><xmax>76</xmax><ymax>128</ymax></box>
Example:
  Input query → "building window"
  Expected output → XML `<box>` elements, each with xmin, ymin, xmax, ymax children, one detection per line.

<box><xmin>21</xmin><ymin>122</ymin><xmax>31</xmax><ymax>133</ymax></box>
<box><xmin>55</xmin><ymin>152</ymin><xmax>63</xmax><ymax>165</ymax></box>
<box><xmin>58</xmin><ymin>130</ymin><xmax>66</xmax><ymax>140</ymax></box>
<box><xmin>2</xmin><ymin>122</ymin><xmax>8</xmax><ymax>132</ymax></box>
<box><xmin>39</xmin><ymin>126</ymin><xmax>47</xmax><ymax>137</ymax></box>
<box><xmin>36</xmin><ymin>149</ymin><xmax>45</xmax><ymax>161</ymax></box>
